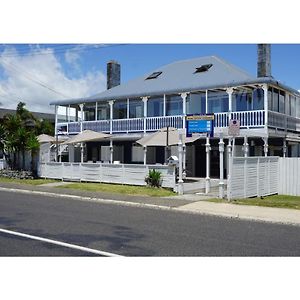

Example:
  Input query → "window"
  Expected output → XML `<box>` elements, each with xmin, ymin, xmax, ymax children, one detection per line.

<box><xmin>146</xmin><ymin>71</ymin><xmax>162</xmax><ymax>80</ymax></box>
<box><xmin>296</xmin><ymin>96</ymin><xmax>300</xmax><ymax>118</ymax></box>
<box><xmin>194</xmin><ymin>64</ymin><xmax>213</xmax><ymax>73</ymax></box>
<box><xmin>147</xmin><ymin>96</ymin><xmax>164</xmax><ymax>117</ymax></box>
<box><xmin>129</xmin><ymin>99</ymin><xmax>144</xmax><ymax>118</ymax></box>
<box><xmin>132</xmin><ymin>145</ymin><xmax>144</xmax><ymax>163</ymax></box>
<box><xmin>272</xmin><ymin>88</ymin><xmax>279</xmax><ymax>112</ymax></box>
<box><xmin>113</xmin><ymin>100</ymin><xmax>127</xmax><ymax>119</ymax></box>
<box><xmin>84</xmin><ymin>103</ymin><xmax>96</xmax><ymax>121</ymax></box>
<box><xmin>232</xmin><ymin>91</ymin><xmax>251</xmax><ymax>111</ymax></box>
<box><xmin>279</xmin><ymin>90</ymin><xmax>285</xmax><ymax>114</ymax></box>
<box><xmin>208</xmin><ymin>91</ymin><xmax>229</xmax><ymax>113</ymax></box>
<box><xmin>268</xmin><ymin>88</ymin><xmax>273</xmax><ymax>111</ymax></box>
<box><xmin>253</xmin><ymin>88</ymin><xmax>264</xmax><ymax>110</ymax></box>
<box><xmin>187</xmin><ymin>92</ymin><xmax>206</xmax><ymax>114</ymax></box>
<box><xmin>285</xmin><ymin>94</ymin><xmax>291</xmax><ymax>116</ymax></box>
<box><xmin>291</xmin><ymin>95</ymin><xmax>296</xmax><ymax>117</ymax></box>
<box><xmin>97</xmin><ymin>102</ymin><xmax>110</xmax><ymax>120</ymax></box>
<box><xmin>165</xmin><ymin>95</ymin><xmax>183</xmax><ymax>116</ymax></box>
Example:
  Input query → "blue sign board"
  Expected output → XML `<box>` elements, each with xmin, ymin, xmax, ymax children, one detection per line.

<box><xmin>186</xmin><ymin>114</ymin><xmax>214</xmax><ymax>137</ymax></box>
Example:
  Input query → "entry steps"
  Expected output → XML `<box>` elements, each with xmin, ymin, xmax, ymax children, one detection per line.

<box><xmin>183</xmin><ymin>177</ymin><xmax>227</xmax><ymax>195</ymax></box>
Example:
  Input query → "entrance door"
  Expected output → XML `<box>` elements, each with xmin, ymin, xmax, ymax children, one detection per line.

<box><xmin>195</xmin><ymin>145</ymin><xmax>206</xmax><ymax>177</ymax></box>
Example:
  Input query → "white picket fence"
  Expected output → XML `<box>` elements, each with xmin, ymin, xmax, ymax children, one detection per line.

<box><xmin>278</xmin><ymin>158</ymin><xmax>300</xmax><ymax>196</ymax></box>
<box><xmin>228</xmin><ymin>156</ymin><xmax>279</xmax><ymax>199</ymax></box>
<box><xmin>39</xmin><ymin>162</ymin><xmax>176</xmax><ymax>189</ymax></box>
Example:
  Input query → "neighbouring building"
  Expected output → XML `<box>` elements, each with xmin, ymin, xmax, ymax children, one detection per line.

<box><xmin>50</xmin><ymin>44</ymin><xmax>300</xmax><ymax>178</ymax></box>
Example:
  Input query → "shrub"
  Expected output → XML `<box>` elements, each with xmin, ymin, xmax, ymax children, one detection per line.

<box><xmin>145</xmin><ymin>169</ymin><xmax>162</xmax><ymax>188</ymax></box>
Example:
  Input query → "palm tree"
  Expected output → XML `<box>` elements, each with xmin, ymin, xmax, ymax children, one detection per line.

<box><xmin>1</xmin><ymin>102</ymin><xmax>54</xmax><ymax>171</ymax></box>
<box><xmin>3</xmin><ymin>114</ymin><xmax>22</xmax><ymax>169</ymax></box>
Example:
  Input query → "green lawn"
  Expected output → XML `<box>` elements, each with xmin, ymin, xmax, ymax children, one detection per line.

<box><xmin>0</xmin><ymin>177</ymin><xmax>57</xmax><ymax>185</ymax></box>
<box><xmin>208</xmin><ymin>194</ymin><xmax>300</xmax><ymax>210</ymax></box>
<box><xmin>59</xmin><ymin>182</ymin><xmax>175</xmax><ymax>197</ymax></box>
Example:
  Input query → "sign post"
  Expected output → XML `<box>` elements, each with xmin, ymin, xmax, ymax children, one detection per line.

<box><xmin>186</xmin><ymin>114</ymin><xmax>214</xmax><ymax>194</ymax></box>
<box><xmin>227</xmin><ymin>119</ymin><xmax>240</xmax><ymax>200</ymax></box>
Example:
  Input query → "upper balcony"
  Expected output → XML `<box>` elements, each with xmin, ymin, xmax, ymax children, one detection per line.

<box><xmin>56</xmin><ymin>110</ymin><xmax>300</xmax><ymax>136</ymax></box>
<box><xmin>55</xmin><ymin>84</ymin><xmax>300</xmax><ymax>136</ymax></box>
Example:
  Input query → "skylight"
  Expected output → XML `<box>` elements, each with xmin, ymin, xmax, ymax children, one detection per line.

<box><xmin>146</xmin><ymin>71</ymin><xmax>162</xmax><ymax>80</ymax></box>
<box><xmin>194</xmin><ymin>64</ymin><xmax>213</xmax><ymax>73</ymax></box>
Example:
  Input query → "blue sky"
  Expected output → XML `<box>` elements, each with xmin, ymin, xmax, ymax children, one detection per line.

<box><xmin>0</xmin><ymin>44</ymin><xmax>299</xmax><ymax>113</ymax></box>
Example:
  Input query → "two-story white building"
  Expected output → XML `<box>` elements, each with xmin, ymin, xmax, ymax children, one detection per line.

<box><xmin>50</xmin><ymin>45</ymin><xmax>300</xmax><ymax>179</ymax></box>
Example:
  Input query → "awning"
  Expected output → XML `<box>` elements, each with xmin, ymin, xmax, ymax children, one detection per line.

<box><xmin>37</xmin><ymin>134</ymin><xmax>56</xmax><ymax>143</ymax></box>
<box><xmin>62</xmin><ymin>130</ymin><xmax>111</xmax><ymax>144</ymax></box>
<box><xmin>136</xmin><ymin>127</ymin><xmax>200</xmax><ymax>147</ymax></box>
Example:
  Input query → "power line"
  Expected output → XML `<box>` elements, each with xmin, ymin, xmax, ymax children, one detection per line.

<box><xmin>0</xmin><ymin>58</ymin><xmax>70</xmax><ymax>98</ymax></box>
<box><xmin>0</xmin><ymin>44</ymin><xmax>129</xmax><ymax>57</ymax></box>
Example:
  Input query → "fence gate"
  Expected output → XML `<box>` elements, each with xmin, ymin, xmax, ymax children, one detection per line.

<box><xmin>227</xmin><ymin>156</ymin><xmax>279</xmax><ymax>199</ymax></box>
<box><xmin>278</xmin><ymin>158</ymin><xmax>300</xmax><ymax>196</ymax></box>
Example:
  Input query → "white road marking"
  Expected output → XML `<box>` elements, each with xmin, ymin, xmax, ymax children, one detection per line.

<box><xmin>0</xmin><ymin>228</ymin><xmax>123</xmax><ymax>257</ymax></box>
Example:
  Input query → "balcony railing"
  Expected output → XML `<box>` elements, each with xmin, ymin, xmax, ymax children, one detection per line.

<box><xmin>268</xmin><ymin>111</ymin><xmax>300</xmax><ymax>132</ymax></box>
<box><xmin>58</xmin><ymin>115</ymin><xmax>184</xmax><ymax>134</ymax></box>
<box><xmin>214</xmin><ymin>110</ymin><xmax>265</xmax><ymax>128</ymax></box>
<box><xmin>56</xmin><ymin>110</ymin><xmax>300</xmax><ymax>135</ymax></box>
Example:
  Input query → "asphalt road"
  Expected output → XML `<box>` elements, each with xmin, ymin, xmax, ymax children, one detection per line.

<box><xmin>1</xmin><ymin>190</ymin><xmax>300</xmax><ymax>256</ymax></box>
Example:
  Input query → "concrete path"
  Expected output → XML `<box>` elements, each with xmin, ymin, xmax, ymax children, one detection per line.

<box><xmin>176</xmin><ymin>201</ymin><xmax>300</xmax><ymax>226</ymax></box>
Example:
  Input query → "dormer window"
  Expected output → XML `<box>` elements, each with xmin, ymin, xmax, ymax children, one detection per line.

<box><xmin>146</xmin><ymin>71</ymin><xmax>162</xmax><ymax>80</ymax></box>
<box><xmin>194</xmin><ymin>64</ymin><xmax>213</xmax><ymax>73</ymax></box>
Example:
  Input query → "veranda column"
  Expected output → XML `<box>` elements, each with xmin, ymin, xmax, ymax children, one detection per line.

<box><xmin>108</xmin><ymin>100</ymin><xmax>114</xmax><ymax>163</ymax></box>
<box><xmin>181</xmin><ymin>92</ymin><xmax>188</xmax><ymax>178</ymax></box>
<box><xmin>226</xmin><ymin>87</ymin><xmax>234</xmax><ymax>121</ymax></box>
<box><xmin>55</xmin><ymin>105</ymin><xmax>58</xmax><ymax>162</ymax></box>
<box><xmin>262</xmin><ymin>84</ymin><xmax>268</xmax><ymax>127</ymax></box>
<box><xmin>243</xmin><ymin>136</ymin><xmax>249</xmax><ymax>157</ymax></box>
<box><xmin>263</xmin><ymin>137</ymin><xmax>268</xmax><ymax>157</ymax></box>
<box><xmin>95</xmin><ymin>102</ymin><xmax>98</xmax><ymax>121</ymax></box>
<box><xmin>143</xmin><ymin>146</ymin><xmax>147</xmax><ymax>165</ymax></box>
<box><xmin>219</xmin><ymin>133</ymin><xmax>225</xmax><ymax>198</ymax></box>
<box><xmin>142</xmin><ymin>97</ymin><xmax>148</xmax><ymax>133</ymax></box>
<box><xmin>283</xmin><ymin>138</ymin><xmax>287</xmax><ymax>157</ymax></box>
<box><xmin>79</xmin><ymin>104</ymin><xmax>84</xmax><ymax>163</ymax></box>
<box><xmin>205</xmin><ymin>135</ymin><xmax>211</xmax><ymax>194</ymax></box>
<box><xmin>79</xmin><ymin>104</ymin><xmax>84</xmax><ymax>132</ymax></box>
<box><xmin>142</xmin><ymin>97</ymin><xmax>148</xmax><ymax>165</ymax></box>
<box><xmin>178</xmin><ymin>129</ymin><xmax>184</xmax><ymax>195</ymax></box>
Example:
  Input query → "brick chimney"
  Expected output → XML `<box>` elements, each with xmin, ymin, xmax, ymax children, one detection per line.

<box><xmin>107</xmin><ymin>60</ymin><xmax>120</xmax><ymax>89</ymax></box>
<box><xmin>257</xmin><ymin>44</ymin><xmax>271</xmax><ymax>78</ymax></box>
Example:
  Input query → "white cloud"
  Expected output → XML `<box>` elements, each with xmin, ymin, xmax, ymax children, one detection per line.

<box><xmin>0</xmin><ymin>46</ymin><xmax>106</xmax><ymax>114</ymax></box>
<box><xmin>64</xmin><ymin>45</ymin><xmax>82</xmax><ymax>72</ymax></box>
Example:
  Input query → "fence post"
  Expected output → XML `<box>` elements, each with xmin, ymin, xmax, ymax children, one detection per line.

<box><xmin>244</xmin><ymin>157</ymin><xmax>247</xmax><ymax>198</ymax></box>
<box><xmin>257</xmin><ymin>157</ymin><xmax>260</xmax><ymax>197</ymax></box>
<box><xmin>227</xmin><ymin>139</ymin><xmax>232</xmax><ymax>201</ymax></box>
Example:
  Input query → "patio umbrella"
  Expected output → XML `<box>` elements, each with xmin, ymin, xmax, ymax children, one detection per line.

<box><xmin>62</xmin><ymin>130</ymin><xmax>111</xmax><ymax>144</ymax></box>
<box><xmin>37</xmin><ymin>134</ymin><xmax>56</xmax><ymax>143</ymax></box>
<box><xmin>136</xmin><ymin>127</ymin><xmax>199</xmax><ymax>147</ymax></box>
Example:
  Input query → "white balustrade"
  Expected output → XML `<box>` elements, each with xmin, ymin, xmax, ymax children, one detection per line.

<box><xmin>214</xmin><ymin>110</ymin><xmax>265</xmax><ymax>128</ymax></box>
<box><xmin>146</xmin><ymin>115</ymin><xmax>184</xmax><ymax>131</ymax></box>
<box><xmin>57</xmin><ymin>110</ymin><xmax>300</xmax><ymax>134</ymax></box>
<box><xmin>268</xmin><ymin>111</ymin><xmax>300</xmax><ymax>131</ymax></box>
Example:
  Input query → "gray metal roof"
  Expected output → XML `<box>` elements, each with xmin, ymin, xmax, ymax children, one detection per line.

<box><xmin>50</xmin><ymin>55</ymin><xmax>300</xmax><ymax>106</ymax></box>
